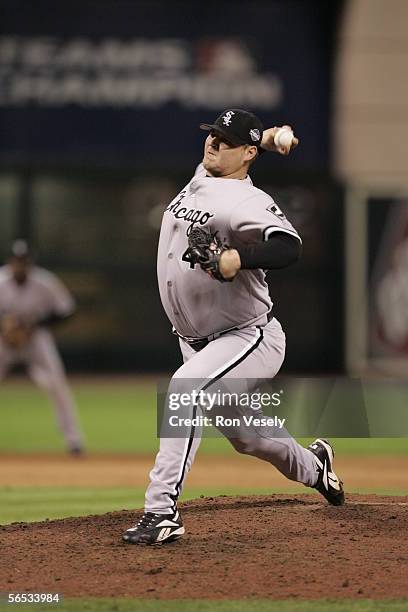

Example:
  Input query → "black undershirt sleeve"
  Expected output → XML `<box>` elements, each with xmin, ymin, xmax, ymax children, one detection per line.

<box><xmin>36</xmin><ymin>311</ymin><xmax>74</xmax><ymax>327</ymax></box>
<box><xmin>236</xmin><ymin>232</ymin><xmax>301</xmax><ymax>270</ymax></box>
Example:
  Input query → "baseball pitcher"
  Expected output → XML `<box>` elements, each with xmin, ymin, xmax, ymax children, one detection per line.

<box><xmin>0</xmin><ymin>240</ymin><xmax>84</xmax><ymax>454</ymax></box>
<box><xmin>123</xmin><ymin>109</ymin><xmax>344</xmax><ymax>545</ymax></box>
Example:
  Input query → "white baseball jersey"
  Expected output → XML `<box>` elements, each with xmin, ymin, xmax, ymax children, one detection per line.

<box><xmin>157</xmin><ymin>164</ymin><xmax>301</xmax><ymax>338</ymax></box>
<box><xmin>0</xmin><ymin>265</ymin><xmax>74</xmax><ymax>325</ymax></box>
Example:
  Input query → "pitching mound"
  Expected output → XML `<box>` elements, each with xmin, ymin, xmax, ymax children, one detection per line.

<box><xmin>1</xmin><ymin>494</ymin><xmax>408</xmax><ymax>600</ymax></box>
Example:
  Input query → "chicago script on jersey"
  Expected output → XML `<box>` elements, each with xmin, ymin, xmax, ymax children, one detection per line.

<box><xmin>166</xmin><ymin>191</ymin><xmax>214</xmax><ymax>234</ymax></box>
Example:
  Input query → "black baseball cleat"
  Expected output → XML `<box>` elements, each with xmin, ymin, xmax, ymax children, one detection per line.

<box><xmin>122</xmin><ymin>510</ymin><xmax>185</xmax><ymax>545</ymax></box>
<box><xmin>68</xmin><ymin>445</ymin><xmax>85</xmax><ymax>457</ymax></box>
<box><xmin>308</xmin><ymin>438</ymin><xmax>345</xmax><ymax>506</ymax></box>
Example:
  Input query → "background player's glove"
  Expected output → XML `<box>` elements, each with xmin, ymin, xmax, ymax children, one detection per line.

<box><xmin>182</xmin><ymin>227</ymin><xmax>232</xmax><ymax>282</ymax></box>
<box><xmin>0</xmin><ymin>314</ymin><xmax>32</xmax><ymax>349</ymax></box>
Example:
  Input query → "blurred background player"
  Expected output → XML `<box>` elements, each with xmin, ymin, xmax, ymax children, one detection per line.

<box><xmin>0</xmin><ymin>240</ymin><xmax>84</xmax><ymax>455</ymax></box>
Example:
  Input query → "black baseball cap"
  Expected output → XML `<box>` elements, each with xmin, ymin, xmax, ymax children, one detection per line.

<box><xmin>200</xmin><ymin>109</ymin><xmax>264</xmax><ymax>147</ymax></box>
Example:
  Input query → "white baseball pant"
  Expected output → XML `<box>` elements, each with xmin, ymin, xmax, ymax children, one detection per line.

<box><xmin>145</xmin><ymin>317</ymin><xmax>318</xmax><ymax>513</ymax></box>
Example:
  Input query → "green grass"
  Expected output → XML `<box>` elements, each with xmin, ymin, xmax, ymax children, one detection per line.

<box><xmin>1</xmin><ymin>379</ymin><xmax>407</xmax><ymax>525</ymax></box>
<box><xmin>0</xmin><ymin>486</ymin><xmax>305</xmax><ymax>524</ymax></box>
<box><xmin>0</xmin><ymin>598</ymin><xmax>407</xmax><ymax>612</ymax></box>
<box><xmin>1</xmin><ymin>483</ymin><xmax>407</xmax><ymax>525</ymax></box>
<box><xmin>0</xmin><ymin>381</ymin><xmax>156</xmax><ymax>453</ymax></box>
<box><xmin>0</xmin><ymin>486</ymin><xmax>253</xmax><ymax>524</ymax></box>
<box><xmin>0</xmin><ymin>486</ymin><xmax>146</xmax><ymax>524</ymax></box>
<box><xmin>1</xmin><ymin>380</ymin><xmax>407</xmax><ymax>455</ymax></box>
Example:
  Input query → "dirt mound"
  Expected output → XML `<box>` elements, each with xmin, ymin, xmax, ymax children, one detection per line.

<box><xmin>1</xmin><ymin>494</ymin><xmax>408</xmax><ymax>600</ymax></box>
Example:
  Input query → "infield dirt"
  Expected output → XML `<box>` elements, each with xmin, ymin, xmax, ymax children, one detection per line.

<box><xmin>1</xmin><ymin>494</ymin><xmax>408</xmax><ymax>600</ymax></box>
<box><xmin>2</xmin><ymin>453</ymin><xmax>408</xmax><ymax>489</ymax></box>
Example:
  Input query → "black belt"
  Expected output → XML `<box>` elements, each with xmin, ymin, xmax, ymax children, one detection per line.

<box><xmin>186</xmin><ymin>337</ymin><xmax>211</xmax><ymax>352</ymax></box>
<box><xmin>173</xmin><ymin>311</ymin><xmax>273</xmax><ymax>353</ymax></box>
<box><xmin>174</xmin><ymin>326</ymin><xmax>239</xmax><ymax>352</ymax></box>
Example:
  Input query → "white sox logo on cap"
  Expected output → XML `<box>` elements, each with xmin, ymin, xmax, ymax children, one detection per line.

<box><xmin>222</xmin><ymin>111</ymin><xmax>235</xmax><ymax>126</ymax></box>
<box><xmin>250</xmin><ymin>128</ymin><xmax>260</xmax><ymax>142</ymax></box>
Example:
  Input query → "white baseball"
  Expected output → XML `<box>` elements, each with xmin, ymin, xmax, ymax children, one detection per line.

<box><xmin>274</xmin><ymin>128</ymin><xmax>294</xmax><ymax>149</ymax></box>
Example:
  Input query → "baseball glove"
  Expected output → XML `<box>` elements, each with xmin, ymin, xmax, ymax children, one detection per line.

<box><xmin>0</xmin><ymin>314</ymin><xmax>32</xmax><ymax>349</ymax></box>
<box><xmin>182</xmin><ymin>227</ymin><xmax>231</xmax><ymax>282</ymax></box>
